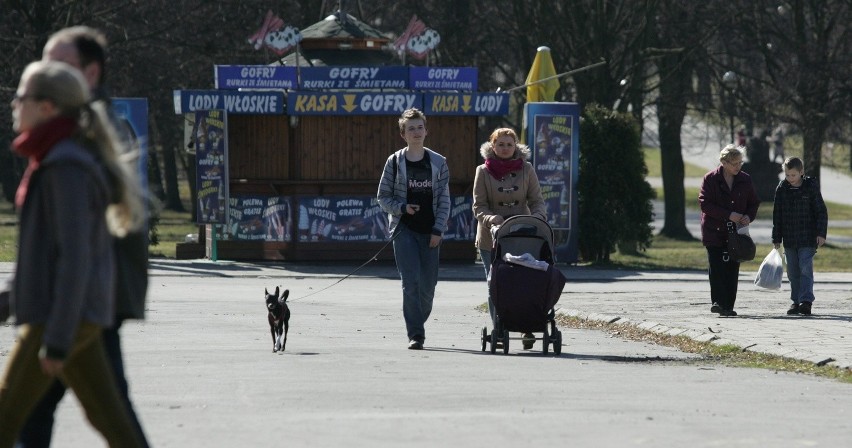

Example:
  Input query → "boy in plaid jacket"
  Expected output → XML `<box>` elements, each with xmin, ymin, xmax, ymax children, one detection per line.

<box><xmin>772</xmin><ymin>157</ymin><xmax>828</xmax><ymax>315</ymax></box>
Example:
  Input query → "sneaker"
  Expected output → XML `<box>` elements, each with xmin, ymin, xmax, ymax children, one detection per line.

<box><xmin>408</xmin><ymin>340</ymin><xmax>423</xmax><ymax>350</ymax></box>
<box><xmin>799</xmin><ymin>302</ymin><xmax>812</xmax><ymax>316</ymax></box>
<box><xmin>710</xmin><ymin>303</ymin><xmax>723</xmax><ymax>314</ymax></box>
<box><xmin>787</xmin><ymin>303</ymin><xmax>800</xmax><ymax>315</ymax></box>
<box><xmin>522</xmin><ymin>333</ymin><xmax>535</xmax><ymax>350</ymax></box>
<box><xmin>720</xmin><ymin>309</ymin><xmax>738</xmax><ymax>317</ymax></box>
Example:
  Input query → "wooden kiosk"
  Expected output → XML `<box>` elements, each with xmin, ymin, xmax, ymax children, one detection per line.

<box><xmin>174</xmin><ymin>12</ymin><xmax>508</xmax><ymax>262</ymax></box>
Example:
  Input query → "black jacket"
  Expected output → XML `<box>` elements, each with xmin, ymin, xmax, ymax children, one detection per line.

<box><xmin>771</xmin><ymin>177</ymin><xmax>828</xmax><ymax>248</ymax></box>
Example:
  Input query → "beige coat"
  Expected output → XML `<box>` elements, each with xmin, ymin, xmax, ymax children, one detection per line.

<box><xmin>473</xmin><ymin>143</ymin><xmax>546</xmax><ymax>251</ymax></box>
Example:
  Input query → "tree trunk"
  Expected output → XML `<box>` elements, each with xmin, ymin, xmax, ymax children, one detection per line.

<box><xmin>155</xmin><ymin>101</ymin><xmax>185</xmax><ymax>211</ymax></box>
<box><xmin>801</xmin><ymin>116</ymin><xmax>827</xmax><ymax>179</ymax></box>
<box><xmin>656</xmin><ymin>55</ymin><xmax>695</xmax><ymax>240</ymax></box>
<box><xmin>657</xmin><ymin>109</ymin><xmax>694</xmax><ymax>240</ymax></box>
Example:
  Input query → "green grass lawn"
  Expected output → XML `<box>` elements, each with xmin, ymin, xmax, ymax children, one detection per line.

<box><xmin>149</xmin><ymin>208</ymin><xmax>199</xmax><ymax>259</ymax></box>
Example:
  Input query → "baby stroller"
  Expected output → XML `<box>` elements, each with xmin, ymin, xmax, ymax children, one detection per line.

<box><xmin>480</xmin><ymin>215</ymin><xmax>567</xmax><ymax>355</ymax></box>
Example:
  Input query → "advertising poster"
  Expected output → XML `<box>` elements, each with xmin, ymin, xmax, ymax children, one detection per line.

<box><xmin>193</xmin><ymin>110</ymin><xmax>229</xmax><ymax>224</ymax></box>
<box><xmin>444</xmin><ymin>196</ymin><xmax>475</xmax><ymax>241</ymax></box>
<box><xmin>295</xmin><ymin>195</ymin><xmax>476</xmax><ymax>243</ymax></box>
<box><xmin>223</xmin><ymin>195</ymin><xmax>293</xmax><ymax>242</ymax></box>
<box><xmin>525</xmin><ymin>103</ymin><xmax>580</xmax><ymax>263</ymax></box>
<box><xmin>111</xmin><ymin>98</ymin><xmax>148</xmax><ymax>188</ymax></box>
<box><xmin>297</xmin><ymin>196</ymin><xmax>388</xmax><ymax>242</ymax></box>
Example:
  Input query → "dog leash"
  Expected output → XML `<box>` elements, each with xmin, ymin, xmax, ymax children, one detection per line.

<box><xmin>287</xmin><ymin>230</ymin><xmax>401</xmax><ymax>303</ymax></box>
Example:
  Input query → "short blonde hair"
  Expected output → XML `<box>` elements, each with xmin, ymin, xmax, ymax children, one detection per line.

<box><xmin>719</xmin><ymin>144</ymin><xmax>744</xmax><ymax>162</ymax></box>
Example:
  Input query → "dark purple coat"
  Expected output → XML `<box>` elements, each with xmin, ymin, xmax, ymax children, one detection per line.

<box><xmin>699</xmin><ymin>165</ymin><xmax>760</xmax><ymax>247</ymax></box>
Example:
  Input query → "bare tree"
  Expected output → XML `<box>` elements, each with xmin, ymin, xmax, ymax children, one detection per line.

<box><xmin>720</xmin><ymin>0</ymin><xmax>852</xmax><ymax>178</ymax></box>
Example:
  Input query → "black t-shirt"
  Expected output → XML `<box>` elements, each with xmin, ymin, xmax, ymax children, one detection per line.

<box><xmin>400</xmin><ymin>155</ymin><xmax>435</xmax><ymax>234</ymax></box>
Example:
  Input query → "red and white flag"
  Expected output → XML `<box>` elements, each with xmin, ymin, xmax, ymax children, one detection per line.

<box><xmin>393</xmin><ymin>15</ymin><xmax>427</xmax><ymax>53</ymax></box>
<box><xmin>247</xmin><ymin>10</ymin><xmax>302</xmax><ymax>55</ymax></box>
<box><xmin>394</xmin><ymin>15</ymin><xmax>440</xmax><ymax>60</ymax></box>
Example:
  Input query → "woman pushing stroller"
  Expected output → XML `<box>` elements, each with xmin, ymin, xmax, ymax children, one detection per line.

<box><xmin>473</xmin><ymin>127</ymin><xmax>546</xmax><ymax>349</ymax></box>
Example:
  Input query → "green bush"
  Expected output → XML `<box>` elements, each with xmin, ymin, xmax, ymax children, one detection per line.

<box><xmin>578</xmin><ymin>104</ymin><xmax>655</xmax><ymax>261</ymax></box>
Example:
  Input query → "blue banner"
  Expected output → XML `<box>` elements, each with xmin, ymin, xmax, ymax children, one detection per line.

<box><xmin>174</xmin><ymin>90</ymin><xmax>284</xmax><ymax>114</ymax></box>
<box><xmin>215</xmin><ymin>65</ymin><xmax>298</xmax><ymax>90</ymax></box>
<box><xmin>287</xmin><ymin>91</ymin><xmax>422</xmax><ymax>115</ymax></box>
<box><xmin>409</xmin><ymin>67</ymin><xmax>477</xmax><ymax>91</ymax></box>
<box><xmin>524</xmin><ymin>102</ymin><xmax>581</xmax><ymax>263</ymax></box>
<box><xmin>422</xmin><ymin>93</ymin><xmax>509</xmax><ymax>116</ymax></box>
<box><xmin>300</xmin><ymin>66</ymin><xmax>409</xmax><ymax>90</ymax></box>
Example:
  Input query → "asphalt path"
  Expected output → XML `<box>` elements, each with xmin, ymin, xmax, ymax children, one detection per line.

<box><xmin>2</xmin><ymin>261</ymin><xmax>850</xmax><ymax>447</ymax></box>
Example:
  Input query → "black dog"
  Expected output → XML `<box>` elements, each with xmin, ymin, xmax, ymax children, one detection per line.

<box><xmin>265</xmin><ymin>286</ymin><xmax>290</xmax><ymax>353</ymax></box>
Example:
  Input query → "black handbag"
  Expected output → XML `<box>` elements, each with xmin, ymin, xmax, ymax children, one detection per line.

<box><xmin>726</xmin><ymin>220</ymin><xmax>756</xmax><ymax>262</ymax></box>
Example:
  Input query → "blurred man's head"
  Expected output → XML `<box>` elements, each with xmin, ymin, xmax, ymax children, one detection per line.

<box><xmin>42</xmin><ymin>26</ymin><xmax>107</xmax><ymax>90</ymax></box>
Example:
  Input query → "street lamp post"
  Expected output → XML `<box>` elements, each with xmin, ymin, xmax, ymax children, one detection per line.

<box><xmin>722</xmin><ymin>71</ymin><xmax>738</xmax><ymax>143</ymax></box>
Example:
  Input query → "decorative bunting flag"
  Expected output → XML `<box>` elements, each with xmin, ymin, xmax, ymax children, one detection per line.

<box><xmin>247</xmin><ymin>10</ymin><xmax>303</xmax><ymax>55</ymax></box>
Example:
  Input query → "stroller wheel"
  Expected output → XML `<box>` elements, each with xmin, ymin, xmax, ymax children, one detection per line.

<box><xmin>490</xmin><ymin>328</ymin><xmax>498</xmax><ymax>354</ymax></box>
<box><xmin>481</xmin><ymin>327</ymin><xmax>488</xmax><ymax>352</ymax></box>
<box><xmin>553</xmin><ymin>330</ymin><xmax>562</xmax><ymax>356</ymax></box>
<box><xmin>542</xmin><ymin>325</ymin><xmax>549</xmax><ymax>355</ymax></box>
<box><xmin>502</xmin><ymin>329</ymin><xmax>510</xmax><ymax>355</ymax></box>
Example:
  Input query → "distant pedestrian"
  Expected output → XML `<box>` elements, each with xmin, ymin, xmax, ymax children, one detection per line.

<box><xmin>736</xmin><ymin>127</ymin><xmax>747</xmax><ymax>147</ymax></box>
<box><xmin>772</xmin><ymin>157</ymin><xmax>828</xmax><ymax>316</ymax></box>
<box><xmin>771</xmin><ymin>125</ymin><xmax>785</xmax><ymax>163</ymax></box>
<box><xmin>377</xmin><ymin>108</ymin><xmax>450</xmax><ymax>350</ymax></box>
<box><xmin>473</xmin><ymin>127</ymin><xmax>546</xmax><ymax>349</ymax></box>
<box><xmin>698</xmin><ymin>144</ymin><xmax>760</xmax><ymax>317</ymax></box>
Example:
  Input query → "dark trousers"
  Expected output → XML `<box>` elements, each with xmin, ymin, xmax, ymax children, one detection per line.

<box><xmin>17</xmin><ymin>323</ymin><xmax>149</xmax><ymax>448</ymax></box>
<box><xmin>706</xmin><ymin>246</ymin><xmax>741</xmax><ymax>311</ymax></box>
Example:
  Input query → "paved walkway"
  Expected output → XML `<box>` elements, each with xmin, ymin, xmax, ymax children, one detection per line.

<box><xmin>559</xmin><ymin>268</ymin><xmax>852</xmax><ymax>371</ymax></box>
<box><xmin>39</xmin><ymin>260</ymin><xmax>850</xmax><ymax>371</ymax></box>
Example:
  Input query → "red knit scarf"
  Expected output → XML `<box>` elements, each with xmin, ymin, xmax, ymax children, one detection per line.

<box><xmin>485</xmin><ymin>157</ymin><xmax>523</xmax><ymax>180</ymax></box>
<box><xmin>12</xmin><ymin>116</ymin><xmax>78</xmax><ymax>209</ymax></box>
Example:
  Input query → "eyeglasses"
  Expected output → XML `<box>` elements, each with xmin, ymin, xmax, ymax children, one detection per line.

<box><xmin>724</xmin><ymin>160</ymin><xmax>744</xmax><ymax>166</ymax></box>
<box><xmin>11</xmin><ymin>93</ymin><xmax>42</xmax><ymax>103</ymax></box>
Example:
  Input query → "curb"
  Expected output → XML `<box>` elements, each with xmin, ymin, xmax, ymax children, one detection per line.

<box><xmin>558</xmin><ymin>308</ymin><xmax>848</xmax><ymax>371</ymax></box>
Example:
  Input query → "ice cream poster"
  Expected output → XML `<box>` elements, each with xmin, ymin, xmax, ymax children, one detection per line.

<box><xmin>193</xmin><ymin>110</ymin><xmax>229</xmax><ymax>224</ymax></box>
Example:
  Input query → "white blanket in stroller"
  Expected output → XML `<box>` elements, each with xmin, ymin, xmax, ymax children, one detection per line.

<box><xmin>503</xmin><ymin>252</ymin><xmax>549</xmax><ymax>271</ymax></box>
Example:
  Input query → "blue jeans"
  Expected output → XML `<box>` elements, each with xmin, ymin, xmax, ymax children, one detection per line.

<box><xmin>479</xmin><ymin>249</ymin><xmax>497</xmax><ymax>324</ymax></box>
<box><xmin>785</xmin><ymin>247</ymin><xmax>816</xmax><ymax>304</ymax></box>
<box><xmin>393</xmin><ymin>225</ymin><xmax>440</xmax><ymax>342</ymax></box>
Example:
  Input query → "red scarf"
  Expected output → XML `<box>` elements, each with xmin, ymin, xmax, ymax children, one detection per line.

<box><xmin>485</xmin><ymin>157</ymin><xmax>524</xmax><ymax>180</ymax></box>
<box><xmin>12</xmin><ymin>116</ymin><xmax>78</xmax><ymax>209</ymax></box>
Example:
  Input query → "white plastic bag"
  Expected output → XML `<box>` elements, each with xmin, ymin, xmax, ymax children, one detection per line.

<box><xmin>754</xmin><ymin>248</ymin><xmax>784</xmax><ymax>290</ymax></box>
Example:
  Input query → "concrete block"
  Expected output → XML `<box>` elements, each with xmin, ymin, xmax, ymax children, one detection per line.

<box><xmin>666</xmin><ymin>328</ymin><xmax>689</xmax><ymax>337</ymax></box>
<box><xmin>649</xmin><ymin>325</ymin><xmax>671</xmax><ymax>334</ymax></box>
<box><xmin>637</xmin><ymin>321</ymin><xmax>660</xmax><ymax>331</ymax></box>
<box><xmin>680</xmin><ymin>329</ymin><xmax>706</xmax><ymax>339</ymax></box>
